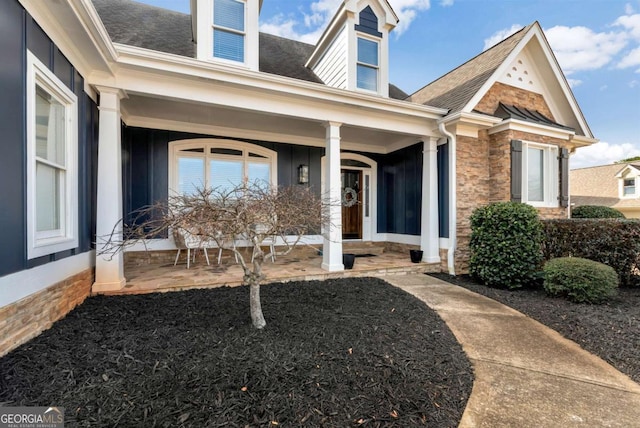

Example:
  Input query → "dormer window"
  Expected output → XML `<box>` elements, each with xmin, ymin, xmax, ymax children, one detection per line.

<box><xmin>305</xmin><ymin>1</ymin><xmax>396</xmax><ymax>96</ymax></box>
<box><xmin>623</xmin><ymin>178</ymin><xmax>636</xmax><ymax>197</ymax></box>
<box><xmin>615</xmin><ymin>165</ymin><xmax>640</xmax><ymax>198</ymax></box>
<box><xmin>213</xmin><ymin>0</ymin><xmax>245</xmax><ymax>62</ymax></box>
<box><xmin>194</xmin><ymin>0</ymin><xmax>258</xmax><ymax>69</ymax></box>
<box><xmin>357</xmin><ymin>37</ymin><xmax>379</xmax><ymax>92</ymax></box>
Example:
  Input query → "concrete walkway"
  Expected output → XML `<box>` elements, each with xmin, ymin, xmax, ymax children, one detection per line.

<box><xmin>385</xmin><ymin>274</ymin><xmax>640</xmax><ymax>428</ymax></box>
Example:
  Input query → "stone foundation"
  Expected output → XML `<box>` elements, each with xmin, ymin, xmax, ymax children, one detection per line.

<box><xmin>0</xmin><ymin>268</ymin><xmax>94</xmax><ymax>357</ymax></box>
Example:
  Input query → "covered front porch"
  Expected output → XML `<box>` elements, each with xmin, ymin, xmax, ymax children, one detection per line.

<box><xmin>100</xmin><ymin>243</ymin><xmax>440</xmax><ymax>295</ymax></box>
<box><xmin>90</xmin><ymin>47</ymin><xmax>447</xmax><ymax>293</ymax></box>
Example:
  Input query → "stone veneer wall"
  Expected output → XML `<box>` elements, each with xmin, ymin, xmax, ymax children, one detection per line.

<box><xmin>453</xmin><ymin>87</ymin><xmax>571</xmax><ymax>272</ymax></box>
<box><xmin>475</xmin><ymin>82</ymin><xmax>556</xmax><ymax>120</ymax></box>
<box><xmin>439</xmin><ymin>248</ymin><xmax>449</xmax><ymax>273</ymax></box>
<box><xmin>455</xmin><ymin>134</ymin><xmax>490</xmax><ymax>273</ymax></box>
<box><xmin>0</xmin><ymin>268</ymin><xmax>94</xmax><ymax>356</ymax></box>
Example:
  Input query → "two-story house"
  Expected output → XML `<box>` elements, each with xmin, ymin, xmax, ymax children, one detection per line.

<box><xmin>0</xmin><ymin>0</ymin><xmax>597</xmax><ymax>355</ymax></box>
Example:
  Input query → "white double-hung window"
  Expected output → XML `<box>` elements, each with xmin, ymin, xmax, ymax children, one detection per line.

<box><xmin>213</xmin><ymin>0</ymin><xmax>246</xmax><ymax>63</ymax></box>
<box><xmin>522</xmin><ymin>142</ymin><xmax>558</xmax><ymax>207</ymax></box>
<box><xmin>26</xmin><ymin>51</ymin><xmax>78</xmax><ymax>259</ymax></box>
<box><xmin>622</xmin><ymin>178</ymin><xmax>636</xmax><ymax>197</ymax></box>
<box><xmin>356</xmin><ymin>36</ymin><xmax>379</xmax><ymax>92</ymax></box>
<box><xmin>170</xmin><ymin>140</ymin><xmax>276</xmax><ymax>196</ymax></box>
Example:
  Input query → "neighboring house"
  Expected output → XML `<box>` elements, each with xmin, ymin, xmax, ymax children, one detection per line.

<box><xmin>571</xmin><ymin>163</ymin><xmax>640</xmax><ymax>218</ymax></box>
<box><xmin>0</xmin><ymin>0</ymin><xmax>597</xmax><ymax>354</ymax></box>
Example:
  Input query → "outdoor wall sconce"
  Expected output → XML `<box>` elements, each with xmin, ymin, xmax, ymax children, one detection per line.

<box><xmin>298</xmin><ymin>164</ymin><xmax>309</xmax><ymax>184</ymax></box>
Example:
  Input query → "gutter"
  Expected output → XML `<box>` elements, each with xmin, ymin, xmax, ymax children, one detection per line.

<box><xmin>438</xmin><ymin>120</ymin><xmax>457</xmax><ymax>275</ymax></box>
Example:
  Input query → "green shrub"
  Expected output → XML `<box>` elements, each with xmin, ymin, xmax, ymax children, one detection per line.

<box><xmin>542</xmin><ymin>219</ymin><xmax>640</xmax><ymax>286</ymax></box>
<box><xmin>571</xmin><ymin>205</ymin><xmax>625</xmax><ymax>218</ymax></box>
<box><xmin>470</xmin><ymin>202</ymin><xmax>543</xmax><ymax>289</ymax></box>
<box><xmin>543</xmin><ymin>257</ymin><xmax>618</xmax><ymax>303</ymax></box>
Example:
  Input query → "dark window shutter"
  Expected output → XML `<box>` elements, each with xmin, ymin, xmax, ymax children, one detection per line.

<box><xmin>559</xmin><ymin>147</ymin><xmax>569</xmax><ymax>207</ymax></box>
<box><xmin>510</xmin><ymin>140</ymin><xmax>522</xmax><ymax>202</ymax></box>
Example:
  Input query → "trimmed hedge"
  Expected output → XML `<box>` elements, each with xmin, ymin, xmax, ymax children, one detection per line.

<box><xmin>470</xmin><ymin>202</ymin><xmax>543</xmax><ymax>289</ymax></box>
<box><xmin>542</xmin><ymin>219</ymin><xmax>640</xmax><ymax>286</ymax></box>
<box><xmin>543</xmin><ymin>257</ymin><xmax>618</xmax><ymax>303</ymax></box>
<box><xmin>571</xmin><ymin>205</ymin><xmax>625</xmax><ymax>219</ymax></box>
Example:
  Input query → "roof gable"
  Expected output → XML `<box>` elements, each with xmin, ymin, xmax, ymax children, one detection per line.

<box><xmin>409</xmin><ymin>24</ymin><xmax>530</xmax><ymax>111</ymax></box>
<box><xmin>466</xmin><ymin>23</ymin><xmax>593</xmax><ymax>137</ymax></box>
<box><xmin>615</xmin><ymin>164</ymin><xmax>640</xmax><ymax>178</ymax></box>
<box><xmin>410</xmin><ymin>22</ymin><xmax>594</xmax><ymax>139</ymax></box>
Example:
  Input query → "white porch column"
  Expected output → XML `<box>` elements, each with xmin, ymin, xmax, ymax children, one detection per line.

<box><xmin>322</xmin><ymin>121</ymin><xmax>344</xmax><ymax>271</ymax></box>
<box><xmin>93</xmin><ymin>87</ymin><xmax>127</xmax><ymax>292</ymax></box>
<box><xmin>420</xmin><ymin>137</ymin><xmax>440</xmax><ymax>263</ymax></box>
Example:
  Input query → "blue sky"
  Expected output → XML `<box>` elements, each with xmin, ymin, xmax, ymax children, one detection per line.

<box><xmin>135</xmin><ymin>0</ymin><xmax>640</xmax><ymax>168</ymax></box>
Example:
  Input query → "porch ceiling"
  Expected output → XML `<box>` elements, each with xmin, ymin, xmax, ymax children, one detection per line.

<box><xmin>121</xmin><ymin>93</ymin><xmax>424</xmax><ymax>153</ymax></box>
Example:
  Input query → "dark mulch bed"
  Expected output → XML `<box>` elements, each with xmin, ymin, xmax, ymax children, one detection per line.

<box><xmin>0</xmin><ymin>277</ymin><xmax>472</xmax><ymax>427</ymax></box>
<box><xmin>430</xmin><ymin>273</ymin><xmax>640</xmax><ymax>383</ymax></box>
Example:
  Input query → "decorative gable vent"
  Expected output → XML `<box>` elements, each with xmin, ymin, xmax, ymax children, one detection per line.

<box><xmin>499</xmin><ymin>52</ymin><xmax>543</xmax><ymax>94</ymax></box>
<box><xmin>355</xmin><ymin>6</ymin><xmax>382</xmax><ymax>37</ymax></box>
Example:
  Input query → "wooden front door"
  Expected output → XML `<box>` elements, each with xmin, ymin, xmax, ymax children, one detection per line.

<box><xmin>341</xmin><ymin>169</ymin><xmax>362</xmax><ymax>239</ymax></box>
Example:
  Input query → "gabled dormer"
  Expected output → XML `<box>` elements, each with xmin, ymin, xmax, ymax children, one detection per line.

<box><xmin>191</xmin><ymin>0</ymin><xmax>262</xmax><ymax>70</ymax></box>
<box><xmin>616</xmin><ymin>164</ymin><xmax>640</xmax><ymax>199</ymax></box>
<box><xmin>305</xmin><ymin>0</ymin><xmax>398</xmax><ymax>97</ymax></box>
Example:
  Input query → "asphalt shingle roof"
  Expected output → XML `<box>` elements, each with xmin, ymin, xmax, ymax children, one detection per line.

<box><xmin>92</xmin><ymin>0</ymin><xmax>195</xmax><ymax>57</ymax></box>
<box><xmin>409</xmin><ymin>23</ymin><xmax>533</xmax><ymax>113</ymax></box>
<box><xmin>258</xmin><ymin>33</ymin><xmax>322</xmax><ymax>84</ymax></box>
<box><xmin>570</xmin><ymin>163</ymin><xmax>640</xmax><ymax>210</ymax></box>
<box><xmin>91</xmin><ymin>0</ymin><xmax>407</xmax><ymax>96</ymax></box>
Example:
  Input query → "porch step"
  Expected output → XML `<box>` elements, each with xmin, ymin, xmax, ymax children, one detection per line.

<box><xmin>342</xmin><ymin>241</ymin><xmax>385</xmax><ymax>256</ymax></box>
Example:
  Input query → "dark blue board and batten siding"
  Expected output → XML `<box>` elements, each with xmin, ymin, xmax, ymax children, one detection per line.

<box><xmin>355</xmin><ymin>6</ymin><xmax>383</xmax><ymax>37</ymax></box>
<box><xmin>121</xmin><ymin>127</ymin><xmax>324</xmax><ymax>234</ymax></box>
<box><xmin>123</xmin><ymin>131</ymin><xmax>440</xmax><ymax>240</ymax></box>
<box><xmin>437</xmin><ymin>143</ymin><xmax>449</xmax><ymax>238</ymax></box>
<box><xmin>0</xmin><ymin>0</ymin><xmax>98</xmax><ymax>278</ymax></box>
<box><xmin>358</xmin><ymin>142</ymin><xmax>423</xmax><ymax>236</ymax></box>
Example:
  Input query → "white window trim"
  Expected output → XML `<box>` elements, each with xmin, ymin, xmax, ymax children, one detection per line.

<box><xmin>210</xmin><ymin>0</ymin><xmax>247</xmax><ymax>65</ymax></box>
<box><xmin>356</xmin><ymin>33</ymin><xmax>380</xmax><ymax>94</ymax></box>
<box><xmin>620</xmin><ymin>176</ymin><xmax>638</xmax><ymax>199</ymax></box>
<box><xmin>521</xmin><ymin>141</ymin><xmax>558</xmax><ymax>208</ymax></box>
<box><xmin>168</xmin><ymin>139</ymin><xmax>277</xmax><ymax>195</ymax></box>
<box><xmin>26</xmin><ymin>50</ymin><xmax>79</xmax><ymax>259</ymax></box>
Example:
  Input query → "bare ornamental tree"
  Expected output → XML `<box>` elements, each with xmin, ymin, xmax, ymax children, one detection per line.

<box><xmin>104</xmin><ymin>182</ymin><xmax>330</xmax><ymax>329</ymax></box>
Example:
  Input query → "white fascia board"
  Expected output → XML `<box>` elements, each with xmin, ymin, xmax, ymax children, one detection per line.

<box><xmin>306</xmin><ymin>4</ymin><xmax>348</xmax><ymax>69</ymax></box>
<box><xmin>345</xmin><ymin>0</ymin><xmax>398</xmax><ymax>26</ymax></box>
<box><xmin>461</xmin><ymin>28</ymin><xmax>536</xmax><ymax>119</ymax></box>
<box><xmin>112</xmin><ymin>75</ymin><xmax>435</xmax><ymax>136</ymax></box>
<box><xmin>124</xmin><ymin>115</ymin><xmax>328</xmax><ymax>149</ymax></box>
<box><xmin>439</xmin><ymin>111</ymin><xmax>503</xmax><ymax>128</ymax></box>
<box><xmin>488</xmin><ymin>118</ymin><xmax>575</xmax><ymax>140</ymax></box>
<box><xmin>615</xmin><ymin>166</ymin><xmax>631</xmax><ymax>178</ymax></box>
<box><xmin>462</xmin><ymin>24</ymin><xmax>593</xmax><ymax>139</ymax></box>
<box><xmin>19</xmin><ymin>0</ymin><xmax>116</xmax><ymax>78</ymax></box>
<box><xmin>72</xmin><ymin>0</ymin><xmax>119</xmax><ymax>62</ymax></box>
<box><xmin>572</xmin><ymin>135</ymin><xmax>598</xmax><ymax>147</ymax></box>
<box><xmin>110</xmin><ymin>44</ymin><xmax>447</xmax><ymax>118</ymax></box>
<box><xmin>615</xmin><ymin>165</ymin><xmax>640</xmax><ymax>178</ymax></box>
<box><xmin>122</xmin><ymin>115</ymin><xmax>416</xmax><ymax>155</ymax></box>
<box><xmin>438</xmin><ymin>111</ymin><xmax>502</xmax><ymax>137</ymax></box>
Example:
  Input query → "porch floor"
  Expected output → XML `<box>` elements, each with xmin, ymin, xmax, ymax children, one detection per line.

<box><xmin>107</xmin><ymin>245</ymin><xmax>441</xmax><ymax>296</ymax></box>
